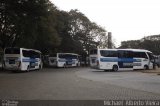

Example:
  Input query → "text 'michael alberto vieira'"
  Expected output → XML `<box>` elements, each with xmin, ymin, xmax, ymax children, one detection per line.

<box><xmin>104</xmin><ymin>100</ymin><xmax>160</xmax><ymax>106</ymax></box>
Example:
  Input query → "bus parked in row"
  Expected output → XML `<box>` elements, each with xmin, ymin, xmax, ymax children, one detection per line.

<box><xmin>90</xmin><ymin>49</ymin><xmax>154</xmax><ymax>71</ymax></box>
<box><xmin>47</xmin><ymin>53</ymin><xmax>80</xmax><ymax>67</ymax></box>
<box><xmin>4</xmin><ymin>48</ymin><xmax>43</xmax><ymax>72</ymax></box>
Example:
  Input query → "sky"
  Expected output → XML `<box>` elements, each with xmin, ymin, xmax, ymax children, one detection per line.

<box><xmin>51</xmin><ymin>0</ymin><xmax>160</xmax><ymax>46</ymax></box>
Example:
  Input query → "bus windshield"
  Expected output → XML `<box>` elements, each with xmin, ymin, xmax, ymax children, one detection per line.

<box><xmin>100</xmin><ymin>50</ymin><xmax>118</xmax><ymax>57</ymax></box>
<box><xmin>5</xmin><ymin>48</ymin><xmax>20</xmax><ymax>54</ymax></box>
<box><xmin>22</xmin><ymin>50</ymin><xmax>40</xmax><ymax>58</ymax></box>
<box><xmin>147</xmin><ymin>52</ymin><xmax>154</xmax><ymax>60</ymax></box>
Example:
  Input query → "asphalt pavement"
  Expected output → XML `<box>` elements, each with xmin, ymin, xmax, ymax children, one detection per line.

<box><xmin>0</xmin><ymin>67</ymin><xmax>160</xmax><ymax>100</ymax></box>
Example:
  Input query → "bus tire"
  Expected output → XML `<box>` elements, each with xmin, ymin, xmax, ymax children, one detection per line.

<box><xmin>112</xmin><ymin>65</ymin><xmax>118</xmax><ymax>72</ymax></box>
<box><xmin>144</xmin><ymin>65</ymin><xmax>148</xmax><ymax>70</ymax></box>
<box><xmin>26</xmin><ymin>66</ymin><xmax>30</xmax><ymax>72</ymax></box>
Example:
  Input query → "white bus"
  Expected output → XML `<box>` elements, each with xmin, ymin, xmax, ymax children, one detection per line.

<box><xmin>90</xmin><ymin>49</ymin><xmax>154</xmax><ymax>71</ymax></box>
<box><xmin>48</xmin><ymin>53</ymin><xmax>80</xmax><ymax>67</ymax></box>
<box><xmin>4</xmin><ymin>47</ymin><xmax>43</xmax><ymax>71</ymax></box>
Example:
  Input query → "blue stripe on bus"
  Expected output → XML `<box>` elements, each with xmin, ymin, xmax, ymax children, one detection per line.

<box><xmin>22</xmin><ymin>58</ymin><xmax>38</xmax><ymax>62</ymax></box>
<box><xmin>134</xmin><ymin>59</ymin><xmax>142</xmax><ymax>62</ymax></box>
<box><xmin>100</xmin><ymin>58</ymin><xmax>118</xmax><ymax>62</ymax></box>
<box><xmin>100</xmin><ymin>58</ymin><xmax>140</xmax><ymax>62</ymax></box>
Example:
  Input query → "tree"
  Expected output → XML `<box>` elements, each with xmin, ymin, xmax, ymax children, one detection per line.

<box><xmin>119</xmin><ymin>35</ymin><xmax>160</xmax><ymax>55</ymax></box>
<box><xmin>119</xmin><ymin>40</ymin><xmax>141</xmax><ymax>49</ymax></box>
<box><xmin>69</xmin><ymin>9</ymin><xmax>107</xmax><ymax>54</ymax></box>
<box><xmin>0</xmin><ymin>1</ymin><xmax>110</xmax><ymax>56</ymax></box>
<box><xmin>0</xmin><ymin>0</ymin><xmax>18</xmax><ymax>49</ymax></box>
<box><xmin>0</xmin><ymin>0</ymin><xmax>61</xmax><ymax>54</ymax></box>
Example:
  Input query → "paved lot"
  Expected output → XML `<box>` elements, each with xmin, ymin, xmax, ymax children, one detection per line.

<box><xmin>0</xmin><ymin>67</ymin><xmax>160</xmax><ymax>100</ymax></box>
<box><xmin>76</xmin><ymin>68</ymin><xmax>160</xmax><ymax>94</ymax></box>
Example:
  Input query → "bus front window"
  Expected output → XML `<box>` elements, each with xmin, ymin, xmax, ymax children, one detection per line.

<box><xmin>147</xmin><ymin>52</ymin><xmax>154</xmax><ymax>62</ymax></box>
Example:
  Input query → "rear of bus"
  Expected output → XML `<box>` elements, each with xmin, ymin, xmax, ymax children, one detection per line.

<box><xmin>57</xmin><ymin>53</ymin><xmax>80</xmax><ymax>67</ymax></box>
<box><xmin>48</xmin><ymin>54</ymin><xmax>57</xmax><ymax>67</ymax></box>
<box><xmin>90</xmin><ymin>49</ymin><xmax>118</xmax><ymax>70</ymax></box>
<box><xmin>4</xmin><ymin>48</ymin><xmax>21</xmax><ymax>70</ymax></box>
<box><xmin>89</xmin><ymin>49</ymin><xmax>99</xmax><ymax>69</ymax></box>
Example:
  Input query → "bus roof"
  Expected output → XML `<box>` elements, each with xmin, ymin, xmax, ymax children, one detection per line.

<box><xmin>57</xmin><ymin>53</ymin><xmax>79</xmax><ymax>55</ymax></box>
<box><xmin>97</xmin><ymin>49</ymin><xmax>117</xmax><ymax>51</ymax></box>
<box><xmin>126</xmin><ymin>49</ymin><xmax>152</xmax><ymax>53</ymax></box>
<box><xmin>96</xmin><ymin>48</ymin><xmax>152</xmax><ymax>53</ymax></box>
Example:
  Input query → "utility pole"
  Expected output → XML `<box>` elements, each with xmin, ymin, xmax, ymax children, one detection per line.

<box><xmin>108</xmin><ymin>32</ymin><xmax>112</xmax><ymax>48</ymax></box>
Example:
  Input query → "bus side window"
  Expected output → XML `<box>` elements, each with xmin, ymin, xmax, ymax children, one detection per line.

<box><xmin>133</xmin><ymin>52</ymin><xmax>148</xmax><ymax>59</ymax></box>
<box><xmin>118</xmin><ymin>50</ymin><xmax>132</xmax><ymax>58</ymax></box>
<box><xmin>100</xmin><ymin>50</ymin><xmax>117</xmax><ymax>57</ymax></box>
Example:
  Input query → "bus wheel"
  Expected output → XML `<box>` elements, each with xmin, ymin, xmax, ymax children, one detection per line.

<box><xmin>26</xmin><ymin>66</ymin><xmax>30</xmax><ymax>72</ymax></box>
<box><xmin>144</xmin><ymin>65</ymin><xmax>148</xmax><ymax>70</ymax></box>
<box><xmin>112</xmin><ymin>65</ymin><xmax>118</xmax><ymax>71</ymax></box>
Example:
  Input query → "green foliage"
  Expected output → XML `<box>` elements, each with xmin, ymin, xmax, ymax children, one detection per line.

<box><xmin>0</xmin><ymin>1</ymin><xmax>110</xmax><ymax>55</ymax></box>
<box><xmin>68</xmin><ymin>9</ymin><xmax>107</xmax><ymax>54</ymax></box>
<box><xmin>0</xmin><ymin>0</ymin><xmax>60</xmax><ymax>53</ymax></box>
<box><xmin>119</xmin><ymin>35</ymin><xmax>160</xmax><ymax>55</ymax></box>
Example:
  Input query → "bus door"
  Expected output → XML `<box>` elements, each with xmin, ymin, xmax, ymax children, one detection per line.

<box><xmin>147</xmin><ymin>52</ymin><xmax>154</xmax><ymax>69</ymax></box>
<box><xmin>118</xmin><ymin>50</ymin><xmax>133</xmax><ymax>70</ymax></box>
<box><xmin>89</xmin><ymin>49</ymin><xmax>98</xmax><ymax>68</ymax></box>
<box><xmin>133</xmin><ymin>52</ymin><xmax>149</xmax><ymax>69</ymax></box>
